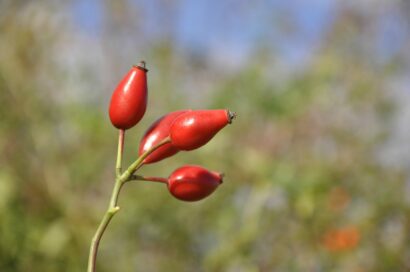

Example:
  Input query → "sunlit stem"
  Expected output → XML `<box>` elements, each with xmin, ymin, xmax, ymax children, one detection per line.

<box><xmin>87</xmin><ymin>136</ymin><xmax>171</xmax><ymax>272</ymax></box>
<box><xmin>115</xmin><ymin>129</ymin><xmax>125</xmax><ymax>177</ymax></box>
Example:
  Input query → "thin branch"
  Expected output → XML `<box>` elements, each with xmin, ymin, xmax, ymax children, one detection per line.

<box><xmin>128</xmin><ymin>175</ymin><xmax>168</xmax><ymax>184</ymax></box>
<box><xmin>87</xmin><ymin>136</ymin><xmax>172</xmax><ymax>272</ymax></box>
<box><xmin>115</xmin><ymin>129</ymin><xmax>125</xmax><ymax>177</ymax></box>
<box><xmin>119</xmin><ymin>137</ymin><xmax>171</xmax><ymax>183</ymax></box>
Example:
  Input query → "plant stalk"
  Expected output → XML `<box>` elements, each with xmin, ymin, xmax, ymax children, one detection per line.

<box><xmin>87</xmin><ymin>136</ymin><xmax>171</xmax><ymax>272</ymax></box>
<box><xmin>119</xmin><ymin>137</ymin><xmax>171</xmax><ymax>182</ymax></box>
<box><xmin>115</xmin><ymin>129</ymin><xmax>125</xmax><ymax>177</ymax></box>
<box><xmin>128</xmin><ymin>175</ymin><xmax>168</xmax><ymax>184</ymax></box>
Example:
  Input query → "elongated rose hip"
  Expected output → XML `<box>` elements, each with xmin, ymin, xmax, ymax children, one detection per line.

<box><xmin>169</xmin><ymin>109</ymin><xmax>235</xmax><ymax>151</ymax></box>
<box><xmin>167</xmin><ymin>165</ymin><xmax>223</xmax><ymax>201</ymax></box>
<box><xmin>139</xmin><ymin>110</ymin><xmax>190</xmax><ymax>164</ymax></box>
<box><xmin>109</xmin><ymin>61</ymin><xmax>148</xmax><ymax>130</ymax></box>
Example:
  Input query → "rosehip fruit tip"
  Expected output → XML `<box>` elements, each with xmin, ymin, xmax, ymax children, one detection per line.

<box><xmin>227</xmin><ymin>110</ymin><xmax>236</xmax><ymax>124</ymax></box>
<box><xmin>135</xmin><ymin>60</ymin><xmax>148</xmax><ymax>72</ymax></box>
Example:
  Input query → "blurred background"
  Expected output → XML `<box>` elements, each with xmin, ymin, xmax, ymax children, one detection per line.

<box><xmin>1</xmin><ymin>0</ymin><xmax>410</xmax><ymax>271</ymax></box>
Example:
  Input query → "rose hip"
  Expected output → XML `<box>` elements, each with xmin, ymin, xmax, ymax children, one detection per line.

<box><xmin>170</xmin><ymin>109</ymin><xmax>235</xmax><ymax>151</ymax></box>
<box><xmin>167</xmin><ymin>165</ymin><xmax>223</xmax><ymax>201</ymax></box>
<box><xmin>139</xmin><ymin>110</ymin><xmax>190</xmax><ymax>164</ymax></box>
<box><xmin>109</xmin><ymin>61</ymin><xmax>148</xmax><ymax>130</ymax></box>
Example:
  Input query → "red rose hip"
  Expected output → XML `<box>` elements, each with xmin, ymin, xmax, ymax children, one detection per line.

<box><xmin>139</xmin><ymin>110</ymin><xmax>190</xmax><ymax>164</ymax></box>
<box><xmin>109</xmin><ymin>61</ymin><xmax>148</xmax><ymax>130</ymax></box>
<box><xmin>170</xmin><ymin>109</ymin><xmax>235</xmax><ymax>151</ymax></box>
<box><xmin>167</xmin><ymin>165</ymin><xmax>223</xmax><ymax>201</ymax></box>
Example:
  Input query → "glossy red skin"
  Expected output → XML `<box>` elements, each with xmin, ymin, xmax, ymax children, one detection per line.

<box><xmin>109</xmin><ymin>65</ymin><xmax>148</xmax><ymax>129</ymax></box>
<box><xmin>167</xmin><ymin>165</ymin><xmax>223</xmax><ymax>202</ymax></box>
<box><xmin>139</xmin><ymin>110</ymin><xmax>190</xmax><ymax>164</ymax></box>
<box><xmin>170</xmin><ymin>110</ymin><xmax>230</xmax><ymax>151</ymax></box>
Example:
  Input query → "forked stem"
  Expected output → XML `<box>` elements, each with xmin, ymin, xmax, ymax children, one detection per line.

<box><xmin>119</xmin><ymin>137</ymin><xmax>171</xmax><ymax>183</ymax></box>
<box><xmin>87</xmin><ymin>136</ymin><xmax>171</xmax><ymax>272</ymax></box>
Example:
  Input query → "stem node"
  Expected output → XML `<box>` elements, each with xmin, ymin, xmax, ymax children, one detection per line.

<box><xmin>109</xmin><ymin>206</ymin><xmax>120</xmax><ymax>214</ymax></box>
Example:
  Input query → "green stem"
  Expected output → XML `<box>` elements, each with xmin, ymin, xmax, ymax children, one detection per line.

<box><xmin>115</xmin><ymin>129</ymin><xmax>125</xmax><ymax>177</ymax></box>
<box><xmin>128</xmin><ymin>175</ymin><xmax>168</xmax><ymax>184</ymax></box>
<box><xmin>119</xmin><ymin>137</ymin><xmax>171</xmax><ymax>183</ymax></box>
<box><xmin>87</xmin><ymin>206</ymin><xmax>120</xmax><ymax>272</ymax></box>
<box><xmin>87</xmin><ymin>136</ymin><xmax>171</xmax><ymax>272</ymax></box>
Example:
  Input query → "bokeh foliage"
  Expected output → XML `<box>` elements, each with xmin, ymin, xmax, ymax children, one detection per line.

<box><xmin>1</xmin><ymin>1</ymin><xmax>410</xmax><ymax>271</ymax></box>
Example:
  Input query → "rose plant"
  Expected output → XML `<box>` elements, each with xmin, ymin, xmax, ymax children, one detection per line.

<box><xmin>87</xmin><ymin>61</ymin><xmax>235</xmax><ymax>272</ymax></box>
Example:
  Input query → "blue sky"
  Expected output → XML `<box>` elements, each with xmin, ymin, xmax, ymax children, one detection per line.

<box><xmin>71</xmin><ymin>1</ymin><xmax>337</xmax><ymax>64</ymax></box>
